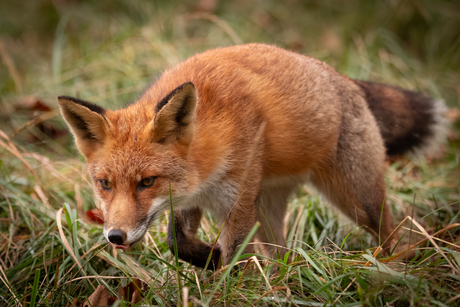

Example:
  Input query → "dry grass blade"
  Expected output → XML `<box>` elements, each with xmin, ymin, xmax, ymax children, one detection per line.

<box><xmin>193</xmin><ymin>271</ymin><xmax>203</xmax><ymax>301</ymax></box>
<box><xmin>333</xmin><ymin>246</ymin><xmax>383</xmax><ymax>305</ymax></box>
<box><xmin>382</xmin><ymin>223</ymin><xmax>460</xmax><ymax>262</ymax></box>
<box><xmin>34</xmin><ymin>185</ymin><xmax>51</xmax><ymax>208</ymax></box>
<box><xmin>56</xmin><ymin>208</ymin><xmax>95</xmax><ymax>290</ymax></box>
<box><xmin>227</xmin><ymin>257</ymin><xmax>253</xmax><ymax>304</ymax></box>
<box><xmin>11</xmin><ymin>109</ymin><xmax>61</xmax><ymax>138</ymax></box>
<box><xmin>0</xmin><ymin>38</ymin><xmax>22</xmax><ymax>93</ymax></box>
<box><xmin>23</xmin><ymin>152</ymin><xmax>75</xmax><ymax>184</ymax></box>
<box><xmin>0</xmin><ymin>130</ymin><xmax>40</xmax><ymax>183</ymax></box>
<box><xmin>407</xmin><ymin>216</ymin><xmax>460</xmax><ymax>274</ymax></box>
<box><xmin>80</xmin><ymin>243</ymin><xmax>105</xmax><ymax>259</ymax></box>
<box><xmin>182</xmin><ymin>286</ymin><xmax>189</xmax><ymax>307</ymax></box>
<box><xmin>380</xmin><ymin>216</ymin><xmax>411</xmax><ymax>252</ymax></box>
<box><xmin>65</xmin><ymin>276</ymin><xmax>126</xmax><ymax>285</ymax></box>
<box><xmin>251</xmin><ymin>256</ymin><xmax>270</xmax><ymax>289</ymax></box>
<box><xmin>446</xmin><ymin>294</ymin><xmax>460</xmax><ymax>305</ymax></box>
<box><xmin>0</xmin><ymin>265</ymin><xmax>21</xmax><ymax>306</ymax></box>
<box><xmin>145</xmin><ymin>232</ymin><xmax>163</xmax><ymax>259</ymax></box>
<box><xmin>182</xmin><ymin>12</ymin><xmax>243</xmax><ymax>44</ymax></box>
<box><xmin>119</xmin><ymin>254</ymin><xmax>152</xmax><ymax>283</ymax></box>
<box><xmin>58</xmin><ymin>243</ymin><xmax>106</xmax><ymax>285</ymax></box>
<box><xmin>399</xmin><ymin>226</ymin><xmax>460</xmax><ymax>249</ymax></box>
<box><xmin>405</xmin><ymin>194</ymin><xmax>416</xmax><ymax>277</ymax></box>
<box><xmin>203</xmin><ymin>262</ymin><xmax>231</xmax><ymax>285</ymax></box>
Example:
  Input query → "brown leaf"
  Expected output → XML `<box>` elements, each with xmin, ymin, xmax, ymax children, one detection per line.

<box><xmin>14</xmin><ymin>96</ymin><xmax>52</xmax><ymax>112</ymax></box>
<box><xmin>10</xmin><ymin>96</ymin><xmax>68</xmax><ymax>142</ymax></box>
<box><xmin>83</xmin><ymin>285</ymin><xmax>114</xmax><ymax>307</ymax></box>
<box><xmin>86</xmin><ymin>209</ymin><xmax>105</xmax><ymax>224</ymax></box>
<box><xmin>82</xmin><ymin>280</ymin><xmax>144</xmax><ymax>306</ymax></box>
<box><xmin>118</xmin><ymin>279</ymin><xmax>143</xmax><ymax>304</ymax></box>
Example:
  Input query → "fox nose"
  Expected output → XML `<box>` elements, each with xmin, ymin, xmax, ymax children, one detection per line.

<box><xmin>107</xmin><ymin>229</ymin><xmax>127</xmax><ymax>245</ymax></box>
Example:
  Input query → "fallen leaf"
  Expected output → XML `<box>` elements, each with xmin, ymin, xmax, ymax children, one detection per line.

<box><xmin>82</xmin><ymin>279</ymin><xmax>144</xmax><ymax>306</ymax></box>
<box><xmin>83</xmin><ymin>285</ymin><xmax>114</xmax><ymax>307</ymax></box>
<box><xmin>86</xmin><ymin>209</ymin><xmax>105</xmax><ymax>224</ymax></box>
<box><xmin>14</xmin><ymin>96</ymin><xmax>52</xmax><ymax>112</ymax></box>
<box><xmin>10</xmin><ymin>96</ymin><xmax>68</xmax><ymax>142</ymax></box>
<box><xmin>118</xmin><ymin>279</ymin><xmax>143</xmax><ymax>304</ymax></box>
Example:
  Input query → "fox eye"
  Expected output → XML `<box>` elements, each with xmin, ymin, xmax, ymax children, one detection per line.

<box><xmin>99</xmin><ymin>179</ymin><xmax>112</xmax><ymax>191</ymax></box>
<box><xmin>139</xmin><ymin>176</ymin><xmax>156</xmax><ymax>189</ymax></box>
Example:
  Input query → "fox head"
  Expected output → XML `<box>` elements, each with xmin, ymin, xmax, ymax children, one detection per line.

<box><xmin>59</xmin><ymin>82</ymin><xmax>199</xmax><ymax>248</ymax></box>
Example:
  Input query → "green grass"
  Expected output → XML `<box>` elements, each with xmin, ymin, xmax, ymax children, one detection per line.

<box><xmin>1</xmin><ymin>0</ymin><xmax>459</xmax><ymax>305</ymax></box>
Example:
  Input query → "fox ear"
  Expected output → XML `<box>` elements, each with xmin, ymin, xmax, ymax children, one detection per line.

<box><xmin>58</xmin><ymin>96</ymin><xmax>110</xmax><ymax>157</ymax></box>
<box><xmin>152</xmin><ymin>82</ymin><xmax>197</xmax><ymax>144</ymax></box>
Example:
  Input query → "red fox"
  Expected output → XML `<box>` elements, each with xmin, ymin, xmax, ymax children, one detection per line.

<box><xmin>59</xmin><ymin>44</ymin><xmax>446</xmax><ymax>269</ymax></box>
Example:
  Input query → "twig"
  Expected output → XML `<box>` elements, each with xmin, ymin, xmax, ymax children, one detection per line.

<box><xmin>11</xmin><ymin>109</ymin><xmax>60</xmax><ymax>138</ymax></box>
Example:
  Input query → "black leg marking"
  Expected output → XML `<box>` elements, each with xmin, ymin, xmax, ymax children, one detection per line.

<box><xmin>167</xmin><ymin>213</ymin><xmax>221</xmax><ymax>270</ymax></box>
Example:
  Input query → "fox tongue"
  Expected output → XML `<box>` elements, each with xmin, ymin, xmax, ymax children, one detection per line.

<box><xmin>115</xmin><ymin>244</ymin><xmax>128</xmax><ymax>250</ymax></box>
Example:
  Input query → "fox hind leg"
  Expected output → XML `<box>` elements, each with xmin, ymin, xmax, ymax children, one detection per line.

<box><xmin>311</xmin><ymin>164</ymin><xmax>394</xmax><ymax>252</ymax></box>
<box><xmin>310</xmin><ymin>117</ymin><xmax>395</xmax><ymax>253</ymax></box>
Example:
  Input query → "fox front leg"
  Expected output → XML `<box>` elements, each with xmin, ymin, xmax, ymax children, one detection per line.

<box><xmin>219</xmin><ymin>190</ymin><xmax>259</xmax><ymax>267</ymax></box>
<box><xmin>167</xmin><ymin>207</ymin><xmax>221</xmax><ymax>270</ymax></box>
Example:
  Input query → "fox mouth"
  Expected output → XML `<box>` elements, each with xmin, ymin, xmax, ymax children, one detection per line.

<box><xmin>112</xmin><ymin>235</ymin><xmax>144</xmax><ymax>250</ymax></box>
<box><xmin>105</xmin><ymin>209</ymin><xmax>161</xmax><ymax>249</ymax></box>
<box><xmin>115</xmin><ymin>244</ymin><xmax>129</xmax><ymax>250</ymax></box>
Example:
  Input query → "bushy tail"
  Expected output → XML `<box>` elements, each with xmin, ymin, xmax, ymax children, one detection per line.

<box><xmin>354</xmin><ymin>80</ymin><xmax>448</xmax><ymax>157</ymax></box>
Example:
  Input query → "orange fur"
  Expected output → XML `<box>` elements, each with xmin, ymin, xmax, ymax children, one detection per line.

<box><xmin>59</xmin><ymin>44</ymin><xmax>445</xmax><ymax>267</ymax></box>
